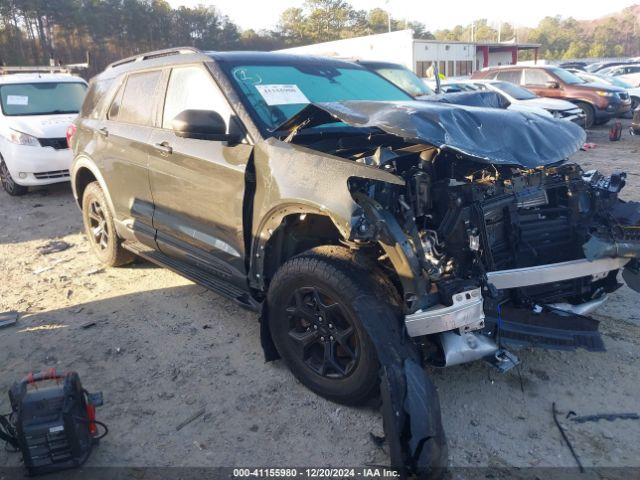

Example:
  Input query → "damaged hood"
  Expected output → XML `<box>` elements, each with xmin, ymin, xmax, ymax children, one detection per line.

<box><xmin>277</xmin><ymin>100</ymin><xmax>586</xmax><ymax>167</ymax></box>
<box><xmin>420</xmin><ymin>91</ymin><xmax>511</xmax><ymax>110</ymax></box>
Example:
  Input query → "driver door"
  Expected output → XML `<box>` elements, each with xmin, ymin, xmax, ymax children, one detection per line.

<box><xmin>148</xmin><ymin>64</ymin><xmax>252</xmax><ymax>288</ymax></box>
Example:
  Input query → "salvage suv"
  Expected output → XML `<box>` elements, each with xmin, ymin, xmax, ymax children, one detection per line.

<box><xmin>70</xmin><ymin>48</ymin><xmax>640</xmax><ymax>476</ymax></box>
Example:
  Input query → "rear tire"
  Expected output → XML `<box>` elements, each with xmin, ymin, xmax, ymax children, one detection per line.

<box><xmin>576</xmin><ymin>102</ymin><xmax>595</xmax><ymax>128</ymax></box>
<box><xmin>0</xmin><ymin>159</ymin><xmax>28</xmax><ymax>196</ymax></box>
<box><xmin>81</xmin><ymin>181</ymin><xmax>134</xmax><ymax>267</ymax></box>
<box><xmin>267</xmin><ymin>246</ymin><xmax>396</xmax><ymax>406</ymax></box>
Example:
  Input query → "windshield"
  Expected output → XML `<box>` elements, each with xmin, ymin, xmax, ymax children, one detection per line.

<box><xmin>224</xmin><ymin>63</ymin><xmax>411</xmax><ymax>133</ymax></box>
<box><xmin>492</xmin><ymin>81</ymin><xmax>537</xmax><ymax>100</ymax></box>
<box><xmin>372</xmin><ymin>66</ymin><xmax>434</xmax><ymax>97</ymax></box>
<box><xmin>550</xmin><ymin>68</ymin><xmax>585</xmax><ymax>85</ymax></box>
<box><xmin>0</xmin><ymin>82</ymin><xmax>87</xmax><ymax>116</ymax></box>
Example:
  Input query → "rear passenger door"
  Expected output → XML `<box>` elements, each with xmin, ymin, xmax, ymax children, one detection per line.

<box><xmin>101</xmin><ymin>69</ymin><xmax>163</xmax><ymax>246</ymax></box>
<box><xmin>148</xmin><ymin>64</ymin><xmax>252</xmax><ymax>288</ymax></box>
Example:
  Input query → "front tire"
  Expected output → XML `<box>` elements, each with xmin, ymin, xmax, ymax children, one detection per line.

<box><xmin>267</xmin><ymin>246</ymin><xmax>393</xmax><ymax>406</ymax></box>
<box><xmin>576</xmin><ymin>102</ymin><xmax>595</xmax><ymax>128</ymax></box>
<box><xmin>81</xmin><ymin>181</ymin><xmax>134</xmax><ymax>267</ymax></box>
<box><xmin>0</xmin><ymin>159</ymin><xmax>28</xmax><ymax>196</ymax></box>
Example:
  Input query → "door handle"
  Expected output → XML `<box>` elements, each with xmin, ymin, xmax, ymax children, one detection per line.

<box><xmin>154</xmin><ymin>141</ymin><xmax>173</xmax><ymax>155</ymax></box>
<box><xmin>98</xmin><ymin>127</ymin><xmax>109</xmax><ymax>137</ymax></box>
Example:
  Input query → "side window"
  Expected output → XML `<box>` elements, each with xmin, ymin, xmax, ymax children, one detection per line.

<box><xmin>107</xmin><ymin>83</ymin><xmax>123</xmax><ymax>120</ymax></box>
<box><xmin>111</xmin><ymin>70</ymin><xmax>161</xmax><ymax>126</ymax></box>
<box><xmin>495</xmin><ymin>70</ymin><xmax>521</xmax><ymax>84</ymax></box>
<box><xmin>162</xmin><ymin>66</ymin><xmax>233</xmax><ymax>132</ymax></box>
<box><xmin>80</xmin><ymin>78</ymin><xmax>113</xmax><ymax>119</ymax></box>
<box><xmin>523</xmin><ymin>69</ymin><xmax>552</xmax><ymax>86</ymax></box>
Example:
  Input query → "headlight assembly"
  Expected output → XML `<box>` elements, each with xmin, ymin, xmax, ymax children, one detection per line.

<box><xmin>4</xmin><ymin>129</ymin><xmax>40</xmax><ymax>147</ymax></box>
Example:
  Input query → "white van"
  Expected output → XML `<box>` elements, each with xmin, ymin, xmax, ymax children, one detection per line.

<box><xmin>0</xmin><ymin>73</ymin><xmax>87</xmax><ymax>195</ymax></box>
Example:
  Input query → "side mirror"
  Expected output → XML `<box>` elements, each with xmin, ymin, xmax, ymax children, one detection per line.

<box><xmin>171</xmin><ymin>109</ymin><xmax>240</xmax><ymax>142</ymax></box>
<box><xmin>545</xmin><ymin>80</ymin><xmax>560</xmax><ymax>89</ymax></box>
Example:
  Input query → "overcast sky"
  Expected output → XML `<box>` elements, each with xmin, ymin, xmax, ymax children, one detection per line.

<box><xmin>167</xmin><ymin>0</ymin><xmax>638</xmax><ymax>32</ymax></box>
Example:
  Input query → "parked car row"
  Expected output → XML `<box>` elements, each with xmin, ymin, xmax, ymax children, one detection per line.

<box><xmin>471</xmin><ymin>65</ymin><xmax>632</xmax><ymax>127</ymax></box>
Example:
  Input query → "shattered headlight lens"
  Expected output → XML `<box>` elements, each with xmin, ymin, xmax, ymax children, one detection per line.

<box><xmin>596</xmin><ymin>90</ymin><xmax>615</xmax><ymax>97</ymax></box>
<box><xmin>3</xmin><ymin>128</ymin><xmax>40</xmax><ymax>147</ymax></box>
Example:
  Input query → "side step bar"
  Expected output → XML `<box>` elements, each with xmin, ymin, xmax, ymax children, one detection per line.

<box><xmin>124</xmin><ymin>241</ymin><xmax>260</xmax><ymax>311</ymax></box>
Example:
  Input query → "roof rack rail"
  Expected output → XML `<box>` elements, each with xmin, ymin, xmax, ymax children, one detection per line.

<box><xmin>107</xmin><ymin>47</ymin><xmax>202</xmax><ymax>69</ymax></box>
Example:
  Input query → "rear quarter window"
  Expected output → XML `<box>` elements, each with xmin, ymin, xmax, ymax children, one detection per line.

<box><xmin>80</xmin><ymin>78</ymin><xmax>115</xmax><ymax>119</ymax></box>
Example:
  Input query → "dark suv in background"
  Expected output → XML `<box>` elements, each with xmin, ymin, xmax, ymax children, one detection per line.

<box><xmin>69</xmin><ymin>47</ymin><xmax>640</xmax><ymax>476</ymax></box>
<box><xmin>472</xmin><ymin>65</ymin><xmax>631</xmax><ymax>127</ymax></box>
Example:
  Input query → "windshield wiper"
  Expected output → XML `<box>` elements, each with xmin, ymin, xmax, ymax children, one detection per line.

<box><xmin>270</xmin><ymin>103</ymin><xmax>340</xmax><ymax>140</ymax></box>
<box><xmin>46</xmin><ymin>109</ymin><xmax>79</xmax><ymax>114</ymax></box>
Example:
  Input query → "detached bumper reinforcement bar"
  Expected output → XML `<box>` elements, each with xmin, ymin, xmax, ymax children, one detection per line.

<box><xmin>486</xmin><ymin>257</ymin><xmax>630</xmax><ymax>290</ymax></box>
<box><xmin>405</xmin><ymin>288</ymin><xmax>484</xmax><ymax>337</ymax></box>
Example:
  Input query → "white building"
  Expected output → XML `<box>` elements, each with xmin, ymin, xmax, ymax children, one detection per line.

<box><xmin>279</xmin><ymin>30</ymin><xmax>541</xmax><ymax>78</ymax></box>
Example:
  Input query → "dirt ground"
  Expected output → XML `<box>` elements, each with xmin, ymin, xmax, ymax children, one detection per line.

<box><xmin>1</xmin><ymin>119</ymin><xmax>640</xmax><ymax>475</ymax></box>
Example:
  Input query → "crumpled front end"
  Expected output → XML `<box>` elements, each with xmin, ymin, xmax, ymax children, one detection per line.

<box><xmin>279</xmin><ymin>100</ymin><xmax>640</xmax><ymax>366</ymax></box>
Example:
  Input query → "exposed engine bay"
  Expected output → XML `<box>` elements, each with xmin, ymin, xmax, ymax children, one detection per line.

<box><xmin>282</xmin><ymin>106</ymin><xmax>640</xmax><ymax>366</ymax></box>
<box><xmin>265</xmin><ymin>97</ymin><xmax>640</xmax><ymax>474</ymax></box>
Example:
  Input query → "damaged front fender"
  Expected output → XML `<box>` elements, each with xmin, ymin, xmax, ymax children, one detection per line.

<box><xmin>249</xmin><ymin>138</ymin><xmax>409</xmax><ymax>289</ymax></box>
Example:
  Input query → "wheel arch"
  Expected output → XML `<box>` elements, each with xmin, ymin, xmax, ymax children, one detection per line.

<box><xmin>249</xmin><ymin>203</ymin><xmax>348</xmax><ymax>291</ymax></box>
<box><xmin>71</xmin><ymin>156</ymin><xmax>115</xmax><ymax>215</ymax></box>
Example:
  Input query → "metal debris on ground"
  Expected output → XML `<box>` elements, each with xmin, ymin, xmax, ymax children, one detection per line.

<box><xmin>0</xmin><ymin>311</ymin><xmax>19</xmax><ymax>329</ymax></box>
<box><xmin>485</xmin><ymin>349</ymin><xmax>520</xmax><ymax>373</ymax></box>
<box><xmin>81</xmin><ymin>321</ymin><xmax>97</xmax><ymax>329</ymax></box>
<box><xmin>567</xmin><ymin>412</ymin><xmax>639</xmax><ymax>423</ymax></box>
<box><xmin>552</xmin><ymin>402</ymin><xmax>584</xmax><ymax>473</ymax></box>
<box><xmin>84</xmin><ymin>267</ymin><xmax>106</xmax><ymax>276</ymax></box>
<box><xmin>176</xmin><ymin>408</ymin><xmax>206</xmax><ymax>431</ymax></box>
<box><xmin>38</xmin><ymin>240</ymin><xmax>72</xmax><ymax>255</ymax></box>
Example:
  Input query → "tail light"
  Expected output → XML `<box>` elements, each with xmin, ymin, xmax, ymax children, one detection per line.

<box><xmin>66</xmin><ymin>124</ymin><xmax>77</xmax><ymax>149</ymax></box>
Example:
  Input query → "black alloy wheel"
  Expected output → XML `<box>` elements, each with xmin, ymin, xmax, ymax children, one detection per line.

<box><xmin>284</xmin><ymin>286</ymin><xmax>359</xmax><ymax>379</ymax></box>
<box><xmin>87</xmin><ymin>198</ymin><xmax>110</xmax><ymax>252</ymax></box>
<box><xmin>81</xmin><ymin>181</ymin><xmax>134</xmax><ymax>267</ymax></box>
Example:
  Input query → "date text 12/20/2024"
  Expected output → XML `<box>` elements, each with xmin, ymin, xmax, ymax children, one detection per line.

<box><xmin>233</xmin><ymin>468</ymin><xmax>400</xmax><ymax>478</ymax></box>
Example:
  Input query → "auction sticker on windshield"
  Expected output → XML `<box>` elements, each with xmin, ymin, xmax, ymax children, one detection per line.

<box><xmin>6</xmin><ymin>95</ymin><xmax>29</xmax><ymax>105</ymax></box>
<box><xmin>255</xmin><ymin>84</ymin><xmax>309</xmax><ymax>105</ymax></box>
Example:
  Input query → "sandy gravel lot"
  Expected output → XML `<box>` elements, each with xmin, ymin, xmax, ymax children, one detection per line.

<box><xmin>1</xmin><ymin>120</ymin><xmax>639</xmax><ymax>475</ymax></box>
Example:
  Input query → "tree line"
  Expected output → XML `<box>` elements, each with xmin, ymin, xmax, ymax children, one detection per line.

<box><xmin>434</xmin><ymin>12</ymin><xmax>640</xmax><ymax>60</ymax></box>
<box><xmin>1</xmin><ymin>0</ymin><xmax>639</xmax><ymax>77</ymax></box>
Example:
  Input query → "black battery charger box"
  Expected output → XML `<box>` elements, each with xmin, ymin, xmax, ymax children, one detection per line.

<box><xmin>8</xmin><ymin>370</ymin><xmax>103</xmax><ymax>476</ymax></box>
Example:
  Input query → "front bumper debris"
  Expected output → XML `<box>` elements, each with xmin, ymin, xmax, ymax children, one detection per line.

<box><xmin>486</xmin><ymin>257</ymin><xmax>630</xmax><ymax>290</ymax></box>
<box><xmin>405</xmin><ymin>288</ymin><xmax>484</xmax><ymax>337</ymax></box>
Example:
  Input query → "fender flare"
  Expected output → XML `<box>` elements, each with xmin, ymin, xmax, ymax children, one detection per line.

<box><xmin>70</xmin><ymin>156</ymin><xmax>116</xmax><ymax>216</ymax></box>
<box><xmin>249</xmin><ymin>202</ymin><xmax>348</xmax><ymax>289</ymax></box>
